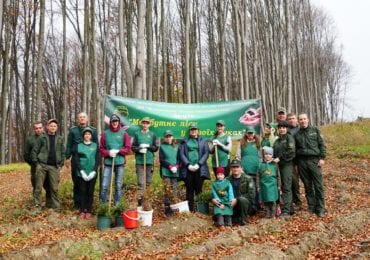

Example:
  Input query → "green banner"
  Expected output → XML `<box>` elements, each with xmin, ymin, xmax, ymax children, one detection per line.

<box><xmin>104</xmin><ymin>95</ymin><xmax>261</xmax><ymax>139</ymax></box>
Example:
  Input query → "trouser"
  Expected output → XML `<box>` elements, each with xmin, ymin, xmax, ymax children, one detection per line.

<box><xmin>71</xmin><ymin>158</ymin><xmax>81</xmax><ymax>209</ymax></box>
<box><xmin>247</xmin><ymin>174</ymin><xmax>259</xmax><ymax>210</ymax></box>
<box><xmin>78</xmin><ymin>176</ymin><xmax>97</xmax><ymax>213</ymax></box>
<box><xmin>298</xmin><ymin>158</ymin><xmax>325</xmax><ymax>213</ymax></box>
<box><xmin>232</xmin><ymin>196</ymin><xmax>251</xmax><ymax>223</ymax></box>
<box><xmin>34</xmin><ymin>163</ymin><xmax>60</xmax><ymax>209</ymax></box>
<box><xmin>185</xmin><ymin>170</ymin><xmax>204</xmax><ymax>212</ymax></box>
<box><xmin>264</xmin><ymin>201</ymin><xmax>276</xmax><ymax>218</ymax></box>
<box><xmin>31</xmin><ymin>164</ymin><xmax>52</xmax><ymax>206</ymax></box>
<box><xmin>162</xmin><ymin>177</ymin><xmax>178</xmax><ymax>205</ymax></box>
<box><xmin>292</xmin><ymin>170</ymin><xmax>302</xmax><ymax>206</ymax></box>
<box><xmin>136</xmin><ymin>164</ymin><xmax>154</xmax><ymax>197</ymax></box>
<box><xmin>215</xmin><ymin>215</ymin><xmax>232</xmax><ymax>226</ymax></box>
<box><xmin>279</xmin><ymin>163</ymin><xmax>293</xmax><ymax>214</ymax></box>
<box><xmin>101</xmin><ymin>165</ymin><xmax>124</xmax><ymax>205</ymax></box>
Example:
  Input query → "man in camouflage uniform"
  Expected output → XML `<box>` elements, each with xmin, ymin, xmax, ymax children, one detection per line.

<box><xmin>294</xmin><ymin>113</ymin><xmax>326</xmax><ymax>217</ymax></box>
<box><xmin>228</xmin><ymin>159</ymin><xmax>256</xmax><ymax>225</ymax></box>
<box><xmin>65</xmin><ymin>112</ymin><xmax>98</xmax><ymax>209</ymax></box>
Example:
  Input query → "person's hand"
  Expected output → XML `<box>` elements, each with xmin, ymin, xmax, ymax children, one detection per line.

<box><xmin>80</xmin><ymin>170</ymin><xmax>89</xmax><ymax>181</ymax></box>
<box><xmin>273</xmin><ymin>158</ymin><xmax>280</xmax><ymax>163</ymax></box>
<box><xmin>109</xmin><ymin>149</ymin><xmax>119</xmax><ymax>158</ymax></box>
<box><xmin>170</xmin><ymin>167</ymin><xmax>177</xmax><ymax>174</ymax></box>
<box><xmin>318</xmin><ymin>159</ymin><xmax>325</xmax><ymax>167</ymax></box>
<box><xmin>139</xmin><ymin>148</ymin><xmax>147</xmax><ymax>154</ymax></box>
<box><xmin>231</xmin><ymin>198</ymin><xmax>237</xmax><ymax>207</ymax></box>
<box><xmin>219</xmin><ymin>204</ymin><xmax>225</xmax><ymax>210</ymax></box>
<box><xmin>140</xmin><ymin>144</ymin><xmax>150</xmax><ymax>148</ymax></box>
<box><xmin>87</xmin><ymin>171</ymin><xmax>97</xmax><ymax>181</ymax></box>
<box><xmin>188</xmin><ymin>165</ymin><xmax>195</xmax><ymax>172</ymax></box>
<box><xmin>213</xmin><ymin>140</ymin><xmax>221</xmax><ymax>146</ymax></box>
<box><xmin>193</xmin><ymin>164</ymin><xmax>200</xmax><ymax>171</ymax></box>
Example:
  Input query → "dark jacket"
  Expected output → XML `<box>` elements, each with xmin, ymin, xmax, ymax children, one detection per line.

<box><xmin>273</xmin><ymin>133</ymin><xmax>296</xmax><ymax>164</ymax></box>
<box><xmin>65</xmin><ymin>125</ymin><xmax>98</xmax><ymax>159</ymax></box>
<box><xmin>178</xmin><ymin>136</ymin><xmax>210</xmax><ymax>180</ymax></box>
<box><xmin>24</xmin><ymin>134</ymin><xmax>40</xmax><ymax>165</ymax></box>
<box><xmin>295</xmin><ymin>126</ymin><xmax>326</xmax><ymax>159</ymax></box>
<box><xmin>228</xmin><ymin>173</ymin><xmax>255</xmax><ymax>203</ymax></box>
<box><xmin>31</xmin><ymin>133</ymin><xmax>65</xmax><ymax>167</ymax></box>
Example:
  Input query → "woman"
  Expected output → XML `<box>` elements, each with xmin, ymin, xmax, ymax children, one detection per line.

<box><xmin>179</xmin><ymin>123</ymin><xmax>210</xmax><ymax>212</ymax></box>
<box><xmin>73</xmin><ymin>127</ymin><xmax>99</xmax><ymax>218</ymax></box>
<box><xmin>236</xmin><ymin>127</ymin><xmax>261</xmax><ymax>211</ymax></box>
<box><xmin>211</xmin><ymin>120</ymin><xmax>232</xmax><ymax>177</ymax></box>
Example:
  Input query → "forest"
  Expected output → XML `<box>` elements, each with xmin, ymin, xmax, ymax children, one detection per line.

<box><xmin>0</xmin><ymin>0</ymin><xmax>350</xmax><ymax>164</ymax></box>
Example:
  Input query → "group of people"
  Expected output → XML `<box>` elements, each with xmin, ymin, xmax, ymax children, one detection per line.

<box><xmin>24</xmin><ymin>107</ymin><xmax>326</xmax><ymax>227</ymax></box>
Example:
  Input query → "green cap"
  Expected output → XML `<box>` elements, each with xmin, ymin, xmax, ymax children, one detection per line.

<box><xmin>246</xmin><ymin>127</ymin><xmax>256</xmax><ymax>133</ymax></box>
<box><xmin>141</xmin><ymin>117</ymin><xmax>151</xmax><ymax>123</ymax></box>
<box><xmin>216</xmin><ymin>120</ymin><xmax>225</xmax><ymax>126</ymax></box>
<box><xmin>163</xmin><ymin>130</ymin><xmax>173</xmax><ymax>137</ymax></box>
<box><xmin>82</xmin><ymin>127</ymin><xmax>93</xmax><ymax>136</ymax></box>
<box><xmin>189</xmin><ymin>123</ymin><xmax>198</xmax><ymax>130</ymax></box>
<box><xmin>230</xmin><ymin>159</ymin><xmax>241</xmax><ymax>167</ymax></box>
<box><xmin>110</xmin><ymin>114</ymin><xmax>120</xmax><ymax>122</ymax></box>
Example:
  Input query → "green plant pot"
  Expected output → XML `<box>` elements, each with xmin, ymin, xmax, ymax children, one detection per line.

<box><xmin>196</xmin><ymin>202</ymin><xmax>209</xmax><ymax>215</ymax></box>
<box><xmin>115</xmin><ymin>215</ymin><xmax>124</xmax><ymax>227</ymax></box>
<box><xmin>97</xmin><ymin>216</ymin><xmax>112</xmax><ymax>231</ymax></box>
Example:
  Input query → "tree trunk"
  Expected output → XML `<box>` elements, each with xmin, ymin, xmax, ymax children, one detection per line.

<box><xmin>134</xmin><ymin>0</ymin><xmax>146</xmax><ymax>99</ymax></box>
<box><xmin>35</xmin><ymin>0</ymin><xmax>45</xmax><ymax>120</ymax></box>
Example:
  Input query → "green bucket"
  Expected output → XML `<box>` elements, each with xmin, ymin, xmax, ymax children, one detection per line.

<box><xmin>97</xmin><ymin>216</ymin><xmax>112</xmax><ymax>231</ymax></box>
<box><xmin>196</xmin><ymin>202</ymin><xmax>209</xmax><ymax>215</ymax></box>
<box><xmin>115</xmin><ymin>215</ymin><xmax>124</xmax><ymax>227</ymax></box>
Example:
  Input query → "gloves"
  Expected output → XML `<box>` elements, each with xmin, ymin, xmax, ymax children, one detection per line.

<box><xmin>213</xmin><ymin>140</ymin><xmax>221</xmax><ymax>146</ymax></box>
<box><xmin>193</xmin><ymin>164</ymin><xmax>200</xmax><ymax>171</ymax></box>
<box><xmin>170</xmin><ymin>166</ymin><xmax>177</xmax><ymax>174</ymax></box>
<box><xmin>139</xmin><ymin>144</ymin><xmax>150</xmax><ymax>148</ymax></box>
<box><xmin>80</xmin><ymin>170</ymin><xmax>89</xmax><ymax>181</ymax></box>
<box><xmin>87</xmin><ymin>171</ymin><xmax>97</xmax><ymax>181</ymax></box>
<box><xmin>139</xmin><ymin>148</ymin><xmax>147</xmax><ymax>154</ymax></box>
<box><xmin>109</xmin><ymin>149</ymin><xmax>119</xmax><ymax>158</ymax></box>
<box><xmin>188</xmin><ymin>165</ymin><xmax>195</xmax><ymax>172</ymax></box>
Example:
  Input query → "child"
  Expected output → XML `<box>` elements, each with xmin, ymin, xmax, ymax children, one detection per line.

<box><xmin>211</xmin><ymin>167</ymin><xmax>234</xmax><ymax>227</ymax></box>
<box><xmin>159</xmin><ymin>130</ymin><xmax>179</xmax><ymax>216</ymax></box>
<box><xmin>73</xmin><ymin>127</ymin><xmax>99</xmax><ymax>218</ymax></box>
<box><xmin>257</xmin><ymin>146</ymin><xmax>280</xmax><ymax>218</ymax></box>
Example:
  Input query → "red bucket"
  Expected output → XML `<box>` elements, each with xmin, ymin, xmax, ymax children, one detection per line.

<box><xmin>123</xmin><ymin>210</ymin><xmax>139</xmax><ymax>229</ymax></box>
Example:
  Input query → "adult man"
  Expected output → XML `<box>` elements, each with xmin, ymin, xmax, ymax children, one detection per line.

<box><xmin>228</xmin><ymin>159</ymin><xmax>255</xmax><ymax>225</ymax></box>
<box><xmin>286</xmin><ymin>113</ymin><xmax>302</xmax><ymax>208</ymax></box>
<box><xmin>273</xmin><ymin>120</ymin><xmax>295</xmax><ymax>217</ymax></box>
<box><xmin>24</xmin><ymin>121</ymin><xmax>51</xmax><ymax>205</ymax></box>
<box><xmin>65</xmin><ymin>112</ymin><xmax>98</xmax><ymax>209</ymax></box>
<box><xmin>269</xmin><ymin>107</ymin><xmax>287</xmax><ymax>132</ymax></box>
<box><xmin>294</xmin><ymin>113</ymin><xmax>326</xmax><ymax>217</ymax></box>
<box><xmin>132</xmin><ymin>117</ymin><xmax>159</xmax><ymax>205</ymax></box>
<box><xmin>100</xmin><ymin>114</ymin><xmax>131</xmax><ymax>205</ymax></box>
<box><xmin>31</xmin><ymin>119</ymin><xmax>65</xmax><ymax>210</ymax></box>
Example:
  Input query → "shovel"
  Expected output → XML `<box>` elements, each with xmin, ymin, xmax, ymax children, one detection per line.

<box><xmin>214</xmin><ymin>143</ymin><xmax>223</xmax><ymax>173</ymax></box>
<box><xmin>108</xmin><ymin>157</ymin><xmax>115</xmax><ymax>212</ymax></box>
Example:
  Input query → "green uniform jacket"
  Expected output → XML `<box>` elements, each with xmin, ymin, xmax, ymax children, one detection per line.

<box><xmin>228</xmin><ymin>173</ymin><xmax>255</xmax><ymax>203</ymax></box>
<box><xmin>65</xmin><ymin>125</ymin><xmax>98</xmax><ymax>159</ymax></box>
<box><xmin>24</xmin><ymin>134</ymin><xmax>40</xmax><ymax>165</ymax></box>
<box><xmin>294</xmin><ymin>126</ymin><xmax>326</xmax><ymax>159</ymax></box>
<box><xmin>273</xmin><ymin>134</ymin><xmax>295</xmax><ymax>164</ymax></box>
<box><xmin>258</xmin><ymin>162</ymin><xmax>279</xmax><ymax>202</ymax></box>
<box><xmin>31</xmin><ymin>133</ymin><xmax>65</xmax><ymax>167</ymax></box>
<box><xmin>212</xmin><ymin>179</ymin><xmax>234</xmax><ymax>216</ymax></box>
<box><xmin>241</xmin><ymin>142</ymin><xmax>260</xmax><ymax>175</ymax></box>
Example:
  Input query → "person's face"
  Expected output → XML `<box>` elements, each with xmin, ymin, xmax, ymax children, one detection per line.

<box><xmin>78</xmin><ymin>113</ymin><xmax>88</xmax><ymax>126</ymax></box>
<box><xmin>141</xmin><ymin>121</ymin><xmax>150</xmax><ymax>131</ymax></box>
<box><xmin>264</xmin><ymin>126</ymin><xmax>271</xmax><ymax>134</ymax></box>
<box><xmin>298</xmin><ymin>114</ymin><xmax>309</xmax><ymax>128</ymax></box>
<box><xmin>287</xmin><ymin>115</ymin><xmax>297</xmax><ymax>127</ymax></box>
<box><xmin>231</xmin><ymin>165</ymin><xmax>242</xmax><ymax>177</ymax></box>
<box><xmin>216</xmin><ymin>124</ymin><xmax>224</xmax><ymax>134</ymax></box>
<box><xmin>111</xmin><ymin>120</ymin><xmax>120</xmax><ymax>129</ymax></box>
<box><xmin>277</xmin><ymin>112</ymin><xmax>286</xmax><ymax>121</ymax></box>
<box><xmin>189</xmin><ymin>128</ymin><xmax>198</xmax><ymax>138</ymax></box>
<box><xmin>33</xmin><ymin>123</ymin><xmax>44</xmax><ymax>136</ymax></box>
<box><xmin>278</xmin><ymin>126</ymin><xmax>287</xmax><ymax>135</ymax></box>
<box><xmin>264</xmin><ymin>153</ymin><xmax>273</xmax><ymax>161</ymax></box>
<box><xmin>83</xmin><ymin>132</ymin><xmax>92</xmax><ymax>142</ymax></box>
<box><xmin>246</xmin><ymin>132</ymin><xmax>255</xmax><ymax>140</ymax></box>
<box><xmin>47</xmin><ymin>122</ymin><xmax>58</xmax><ymax>135</ymax></box>
<box><xmin>164</xmin><ymin>135</ymin><xmax>173</xmax><ymax>144</ymax></box>
<box><xmin>216</xmin><ymin>173</ymin><xmax>225</xmax><ymax>180</ymax></box>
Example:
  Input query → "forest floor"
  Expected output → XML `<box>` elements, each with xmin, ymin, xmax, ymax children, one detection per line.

<box><xmin>0</xmin><ymin>121</ymin><xmax>369</xmax><ymax>259</ymax></box>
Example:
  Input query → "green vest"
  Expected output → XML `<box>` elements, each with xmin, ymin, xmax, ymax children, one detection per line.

<box><xmin>76</xmin><ymin>142</ymin><xmax>98</xmax><ymax>176</ymax></box>
<box><xmin>241</xmin><ymin>142</ymin><xmax>260</xmax><ymax>175</ymax></box>
<box><xmin>135</xmin><ymin>130</ymin><xmax>155</xmax><ymax>165</ymax></box>
<box><xmin>105</xmin><ymin>129</ymin><xmax>126</xmax><ymax>165</ymax></box>
<box><xmin>187</xmin><ymin>138</ymin><xmax>199</xmax><ymax>164</ymax></box>
<box><xmin>160</xmin><ymin>143</ymin><xmax>179</xmax><ymax>178</ymax></box>
<box><xmin>212</xmin><ymin>179</ymin><xmax>233</xmax><ymax>216</ymax></box>
<box><xmin>258</xmin><ymin>162</ymin><xmax>278</xmax><ymax>202</ymax></box>
<box><xmin>212</xmin><ymin>135</ymin><xmax>229</xmax><ymax>167</ymax></box>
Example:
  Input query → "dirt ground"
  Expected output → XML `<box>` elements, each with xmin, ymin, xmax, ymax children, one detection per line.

<box><xmin>0</xmin><ymin>156</ymin><xmax>369</xmax><ymax>259</ymax></box>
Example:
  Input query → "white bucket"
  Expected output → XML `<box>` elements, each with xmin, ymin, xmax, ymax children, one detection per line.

<box><xmin>170</xmin><ymin>200</ymin><xmax>190</xmax><ymax>214</ymax></box>
<box><xmin>137</xmin><ymin>206</ymin><xmax>154</xmax><ymax>227</ymax></box>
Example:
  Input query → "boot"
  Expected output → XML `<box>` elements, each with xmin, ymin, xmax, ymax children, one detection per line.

<box><xmin>224</xmin><ymin>216</ymin><xmax>232</xmax><ymax>226</ymax></box>
<box><xmin>164</xmin><ymin>203</ymin><xmax>173</xmax><ymax>217</ymax></box>
<box><xmin>215</xmin><ymin>215</ymin><xmax>225</xmax><ymax>226</ymax></box>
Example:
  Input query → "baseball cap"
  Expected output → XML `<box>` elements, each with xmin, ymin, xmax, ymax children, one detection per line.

<box><xmin>47</xmin><ymin>119</ymin><xmax>58</xmax><ymax>125</ymax></box>
<box><xmin>216</xmin><ymin>120</ymin><xmax>225</xmax><ymax>126</ymax></box>
<box><xmin>277</xmin><ymin>107</ymin><xmax>286</xmax><ymax>114</ymax></box>
<box><xmin>163</xmin><ymin>130</ymin><xmax>173</xmax><ymax>137</ymax></box>
<box><xmin>188</xmin><ymin>123</ymin><xmax>198</xmax><ymax>130</ymax></box>
<box><xmin>141</xmin><ymin>117</ymin><xmax>151</xmax><ymax>123</ymax></box>
<box><xmin>230</xmin><ymin>159</ymin><xmax>241</xmax><ymax>167</ymax></box>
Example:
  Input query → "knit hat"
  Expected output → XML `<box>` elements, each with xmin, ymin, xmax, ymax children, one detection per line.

<box><xmin>263</xmin><ymin>146</ymin><xmax>274</xmax><ymax>156</ymax></box>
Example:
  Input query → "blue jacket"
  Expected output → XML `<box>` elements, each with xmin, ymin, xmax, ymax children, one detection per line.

<box><xmin>178</xmin><ymin>136</ymin><xmax>210</xmax><ymax>180</ymax></box>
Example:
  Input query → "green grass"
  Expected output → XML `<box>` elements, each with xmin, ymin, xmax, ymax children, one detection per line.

<box><xmin>0</xmin><ymin>163</ymin><xmax>29</xmax><ymax>174</ymax></box>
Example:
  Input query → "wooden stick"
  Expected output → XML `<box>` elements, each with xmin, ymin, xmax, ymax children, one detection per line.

<box><xmin>108</xmin><ymin>157</ymin><xmax>115</xmax><ymax>212</ymax></box>
<box><xmin>215</xmin><ymin>144</ymin><xmax>219</xmax><ymax>167</ymax></box>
